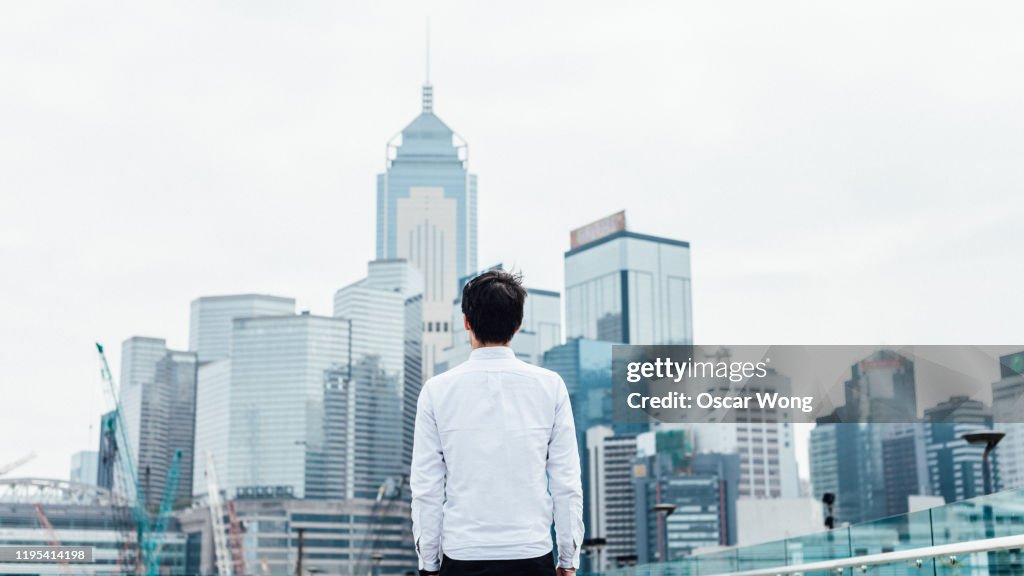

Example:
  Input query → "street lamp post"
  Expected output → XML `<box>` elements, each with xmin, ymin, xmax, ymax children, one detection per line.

<box><xmin>962</xmin><ymin>430</ymin><xmax>1005</xmax><ymax>496</ymax></box>
<box><xmin>294</xmin><ymin>528</ymin><xmax>305</xmax><ymax>576</ymax></box>
<box><xmin>582</xmin><ymin>537</ymin><xmax>608</xmax><ymax>572</ymax></box>
<box><xmin>652</xmin><ymin>503</ymin><xmax>677</xmax><ymax>564</ymax></box>
<box><xmin>963</xmin><ymin>430</ymin><xmax>1005</xmax><ymax>543</ymax></box>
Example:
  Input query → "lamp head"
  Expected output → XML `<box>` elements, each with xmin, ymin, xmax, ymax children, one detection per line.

<box><xmin>962</xmin><ymin>430</ymin><xmax>1005</xmax><ymax>448</ymax></box>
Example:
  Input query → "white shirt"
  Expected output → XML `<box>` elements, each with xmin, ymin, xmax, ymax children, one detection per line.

<box><xmin>410</xmin><ymin>346</ymin><xmax>585</xmax><ymax>571</ymax></box>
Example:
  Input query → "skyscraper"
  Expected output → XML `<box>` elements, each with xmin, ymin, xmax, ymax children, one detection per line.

<box><xmin>189</xmin><ymin>294</ymin><xmax>295</xmax><ymax>362</ymax></box>
<box><xmin>70</xmin><ymin>451</ymin><xmax>99</xmax><ymax>486</ymax></box>
<box><xmin>808</xmin><ymin>424</ymin><xmax>838</xmax><ymax>505</ymax></box>
<box><xmin>810</xmin><ymin>351</ymin><xmax>920</xmax><ymax>525</ymax></box>
<box><xmin>97</xmin><ymin>410</ymin><xmax>117</xmax><ymax>491</ymax></box>
<box><xmin>819</xmin><ymin>349</ymin><xmax>918</xmax><ymax>424</ymax></box>
<box><xmin>632</xmin><ymin>450</ymin><xmax>739</xmax><ymax>563</ymax></box>
<box><xmin>191</xmin><ymin>358</ymin><xmax>230</xmax><ymax>498</ymax></box>
<box><xmin>564</xmin><ymin>212</ymin><xmax>692</xmax><ymax>345</ymax></box>
<box><xmin>543</xmin><ymin>338</ymin><xmax>616</xmax><ymax>438</ymax></box>
<box><xmin>690</xmin><ymin>368</ymin><xmax>800</xmax><ymax>498</ymax></box>
<box><xmin>189</xmin><ymin>294</ymin><xmax>296</xmax><ymax>498</ymax></box>
<box><xmin>119</xmin><ymin>337</ymin><xmax>198</xmax><ymax>508</ymax></box>
<box><xmin>322</xmin><ymin>259</ymin><xmax>424</xmax><ymax>499</ymax></box>
<box><xmin>924</xmin><ymin>396</ymin><xmax>997</xmax><ymax>503</ymax></box>
<box><xmin>192</xmin><ymin>313</ymin><xmax>349</xmax><ymax>499</ymax></box>
<box><xmin>993</xmin><ymin>351</ymin><xmax>1024</xmax><ymax>491</ymax></box>
<box><xmin>522</xmin><ymin>287</ymin><xmax>562</xmax><ymax>359</ymax></box>
<box><xmin>377</xmin><ymin>81</ymin><xmax>477</xmax><ymax>378</ymax></box>
<box><xmin>880</xmin><ymin>423</ymin><xmax>930</xmax><ymax>516</ymax></box>
<box><xmin>809</xmin><ymin>423</ymin><xmax>888</xmax><ymax>525</ymax></box>
<box><xmin>585</xmin><ymin>426</ymin><xmax>638</xmax><ymax>571</ymax></box>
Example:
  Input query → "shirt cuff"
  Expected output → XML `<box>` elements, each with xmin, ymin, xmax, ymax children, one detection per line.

<box><xmin>419</xmin><ymin>560</ymin><xmax>441</xmax><ymax>572</ymax></box>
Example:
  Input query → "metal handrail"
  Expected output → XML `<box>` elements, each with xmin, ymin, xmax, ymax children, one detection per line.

<box><xmin>711</xmin><ymin>532</ymin><xmax>1024</xmax><ymax>576</ymax></box>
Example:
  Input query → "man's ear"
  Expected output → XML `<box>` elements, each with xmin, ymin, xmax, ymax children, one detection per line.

<box><xmin>463</xmin><ymin>314</ymin><xmax>471</xmax><ymax>332</ymax></box>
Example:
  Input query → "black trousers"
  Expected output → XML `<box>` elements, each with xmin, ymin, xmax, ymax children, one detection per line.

<box><xmin>438</xmin><ymin>552</ymin><xmax>556</xmax><ymax>576</ymax></box>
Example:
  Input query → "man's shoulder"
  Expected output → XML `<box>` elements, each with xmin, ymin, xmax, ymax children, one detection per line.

<box><xmin>512</xmin><ymin>359</ymin><xmax>564</xmax><ymax>384</ymax></box>
<box><xmin>422</xmin><ymin>361</ymin><xmax>478</xmax><ymax>389</ymax></box>
<box><xmin>422</xmin><ymin>367</ymin><xmax>462</xmax><ymax>391</ymax></box>
<box><xmin>424</xmin><ymin>358</ymin><xmax>565</xmax><ymax>389</ymax></box>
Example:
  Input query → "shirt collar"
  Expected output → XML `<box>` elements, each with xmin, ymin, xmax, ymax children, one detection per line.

<box><xmin>469</xmin><ymin>346</ymin><xmax>516</xmax><ymax>361</ymax></box>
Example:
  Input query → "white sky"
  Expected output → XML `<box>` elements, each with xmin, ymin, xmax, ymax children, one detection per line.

<box><xmin>2</xmin><ymin>1</ymin><xmax>1023</xmax><ymax>481</ymax></box>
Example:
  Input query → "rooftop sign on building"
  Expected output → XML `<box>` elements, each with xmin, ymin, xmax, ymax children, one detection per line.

<box><xmin>570</xmin><ymin>210</ymin><xmax>626</xmax><ymax>249</ymax></box>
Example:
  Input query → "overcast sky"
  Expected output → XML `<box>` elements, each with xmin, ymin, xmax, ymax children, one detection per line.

<box><xmin>2</xmin><ymin>1</ymin><xmax>1023</xmax><ymax>481</ymax></box>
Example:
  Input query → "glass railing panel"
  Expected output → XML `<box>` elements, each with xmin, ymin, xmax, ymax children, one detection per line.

<box><xmin>591</xmin><ymin>489</ymin><xmax>1024</xmax><ymax>576</ymax></box>
<box><xmin>846</xmin><ymin>506</ymin><xmax>936</xmax><ymax>560</ymax></box>
<box><xmin>734</xmin><ymin>538</ymin><xmax>787</xmax><ymax>572</ymax></box>
<box><xmin>691</xmin><ymin>549</ymin><xmax>734</xmax><ymax>575</ymax></box>
<box><xmin>858</xmin><ymin>551</ymin><xmax>1021</xmax><ymax>576</ymax></box>
<box><xmin>784</xmin><ymin>525</ymin><xmax>852</xmax><ymax>565</ymax></box>
<box><xmin>932</xmin><ymin>548</ymin><xmax>1024</xmax><ymax>576</ymax></box>
<box><xmin>930</xmin><ymin>487</ymin><xmax>1024</xmax><ymax>546</ymax></box>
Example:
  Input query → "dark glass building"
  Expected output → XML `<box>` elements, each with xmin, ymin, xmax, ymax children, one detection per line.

<box><xmin>925</xmin><ymin>395</ymin><xmax>998</xmax><ymax>502</ymax></box>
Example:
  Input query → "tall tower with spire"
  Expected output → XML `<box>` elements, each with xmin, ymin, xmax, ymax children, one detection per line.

<box><xmin>376</xmin><ymin>57</ymin><xmax>478</xmax><ymax>379</ymax></box>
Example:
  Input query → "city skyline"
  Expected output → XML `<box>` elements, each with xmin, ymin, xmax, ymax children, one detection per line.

<box><xmin>4</xmin><ymin>1</ymin><xmax>1024</xmax><ymax>483</ymax></box>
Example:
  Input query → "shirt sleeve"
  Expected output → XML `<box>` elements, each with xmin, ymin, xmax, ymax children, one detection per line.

<box><xmin>410</xmin><ymin>382</ymin><xmax>446</xmax><ymax>572</ymax></box>
<box><xmin>547</xmin><ymin>378</ymin><xmax>585</xmax><ymax>569</ymax></box>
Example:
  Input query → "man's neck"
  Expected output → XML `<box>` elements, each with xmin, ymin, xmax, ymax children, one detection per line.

<box><xmin>470</xmin><ymin>341</ymin><xmax>510</xmax><ymax>350</ymax></box>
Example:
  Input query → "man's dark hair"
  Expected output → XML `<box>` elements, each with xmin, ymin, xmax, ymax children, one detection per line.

<box><xmin>461</xmin><ymin>270</ymin><xmax>527</xmax><ymax>344</ymax></box>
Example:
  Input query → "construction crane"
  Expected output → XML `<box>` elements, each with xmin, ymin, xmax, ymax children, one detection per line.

<box><xmin>97</xmin><ymin>343</ymin><xmax>150</xmax><ymax>573</ymax></box>
<box><xmin>96</xmin><ymin>342</ymin><xmax>186</xmax><ymax>576</ymax></box>
<box><xmin>34</xmin><ymin>504</ymin><xmax>71</xmax><ymax>574</ymax></box>
<box><xmin>205</xmin><ymin>451</ymin><xmax>234</xmax><ymax>576</ymax></box>
<box><xmin>143</xmin><ymin>449</ymin><xmax>182</xmax><ymax>576</ymax></box>
<box><xmin>227</xmin><ymin>500</ymin><xmax>248</xmax><ymax>576</ymax></box>
<box><xmin>0</xmin><ymin>451</ymin><xmax>38</xmax><ymax>477</ymax></box>
<box><xmin>351</xmin><ymin>476</ymin><xmax>406</xmax><ymax>576</ymax></box>
<box><xmin>100</xmin><ymin>411</ymin><xmax>139</xmax><ymax>573</ymax></box>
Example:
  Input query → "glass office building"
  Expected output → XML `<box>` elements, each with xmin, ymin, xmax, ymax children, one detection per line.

<box><xmin>925</xmin><ymin>396</ymin><xmax>998</xmax><ymax>503</ymax></box>
<box><xmin>191</xmin><ymin>313</ymin><xmax>349</xmax><ymax>499</ymax></box>
<box><xmin>119</xmin><ymin>336</ymin><xmax>198</xmax><ymax>508</ymax></box>
<box><xmin>545</xmin><ymin>338</ymin><xmax>616</xmax><ymax>425</ymax></box>
<box><xmin>376</xmin><ymin>82</ymin><xmax>478</xmax><ymax>378</ymax></box>
<box><xmin>564</xmin><ymin>229</ymin><xmax>692</xmax><ymax>345</ymax></box>
<box><xmin>188</xmin><ymin>294</ymin><xmax>295</xmax><ymax>362</ymax></box>
<box><xmin>690</xmin><ymin>369</ymin><xmax>801</xmax><ymax>499</ymax></box>
<box><xmin>812</xmin><ymin>351</ymin><xmax>921</xmax><ymax>525</ymax></box>
<box><xmin>70</xmin><ymin>450</ymin><xmax>99</xmax><ymax>486</ymax></box>
<box><xmin>809</xmin><ymin>423</ymin><xmax>888</xmax><ymax>526</ymax></box>
<box><xmin>97</xmin><ymin>410</ymin><xmax>117</xmax><ymax>490</ymax></box>
<box><xmin>326</xmin><ymin>259</ymin><xmax>423</xmax><ymax>499</ymax></box>
<box><xmin>881</xmin><ymin>423</ymin><xmax>931</xmax><ymax>516</ymax></box>
<box><xmin>191</xmin><ymin>358</ymin><xmax>230</xmax><ymax>498</ymax></box>
<box><xmin>632</xmin><ymin>452</ymin><xmax>739</xmax><ymax>563</ymax></box>
<box><xmin>993</xmin><ymin>351</ymin><xmax>1024</xmax><ymax>491</ymax></box>
<box><xmin>586</xmin><ymin>426</ymin><xmax>640</xmax><ymax>571</ymax></box>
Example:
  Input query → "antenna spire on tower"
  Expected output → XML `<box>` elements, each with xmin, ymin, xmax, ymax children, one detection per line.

<box><xmin>422</xmin><ymin>17</ymin><xmax>433</xmax><ymax>113</ymax></box>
